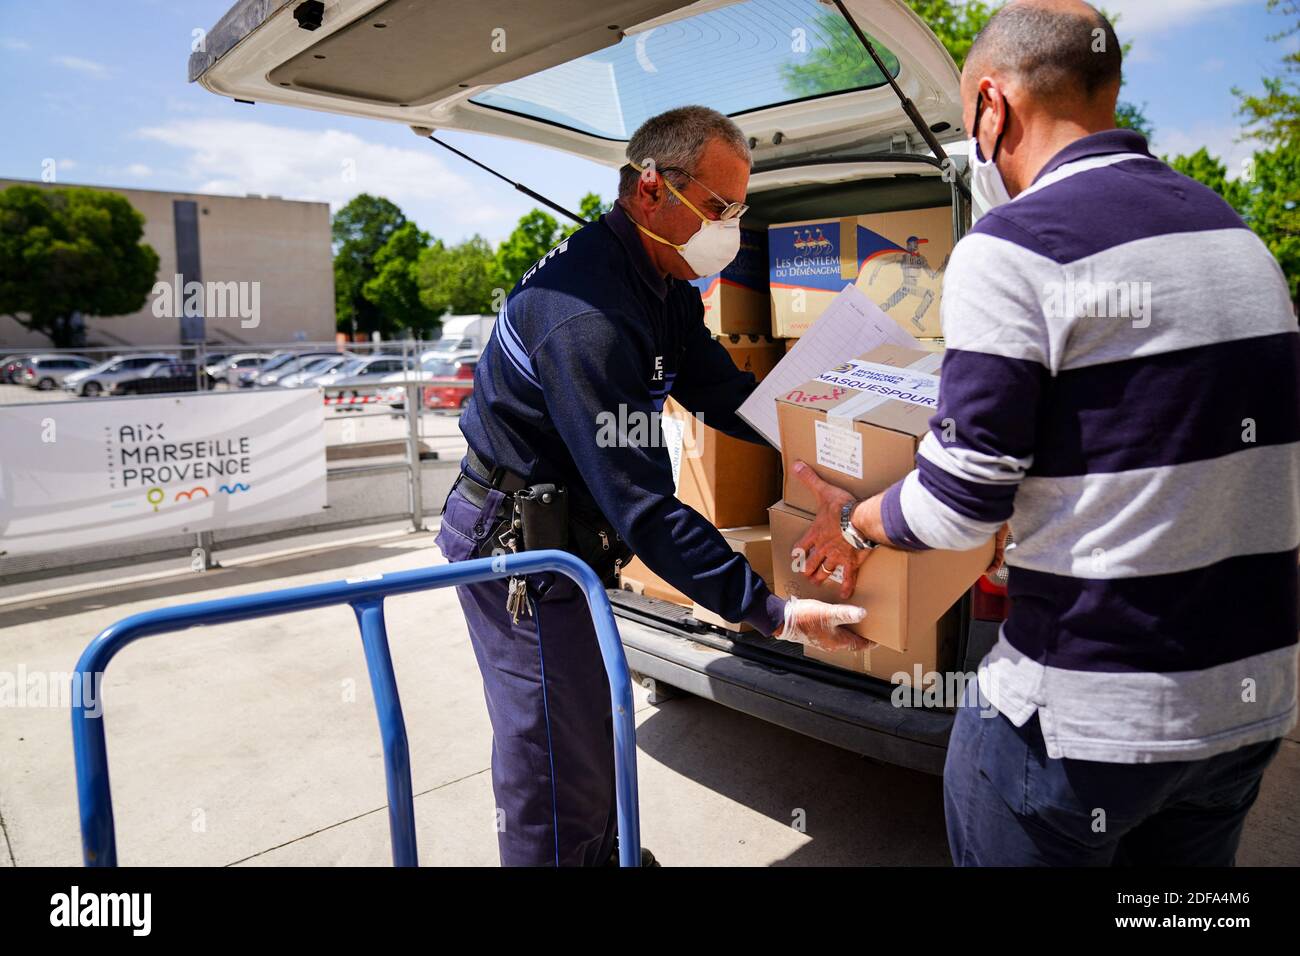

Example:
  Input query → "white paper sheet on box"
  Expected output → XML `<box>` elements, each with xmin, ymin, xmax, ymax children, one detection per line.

<box><xmin>737</xmin><ymin>285</ymin><xmax>919</xmax><ymax>449</ymax></box>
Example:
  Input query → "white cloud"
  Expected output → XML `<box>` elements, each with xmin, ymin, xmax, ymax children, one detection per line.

<box><xmin>52</xmin><ymin>55</ymin><xmax>109</xmax><ymax>77</ymax></box>
<box><xmin>125</xmin><ymin>163</ymin><xmax>153</xmax><ymax>178</ymax></box>
<box><xmin>1201</xmin><ymin>56</ymin><xmax>1226</xmax><ymax>73</ymax></box>
<box><xmin>1152</xmin><ymin>122</ymin><xmax>1257</xmax><ymax>180</ymax></box>
<box><xmin>0</xmin><ymin>37</ymin><xmax>29</xmax><ymax>51</ymax></box>
<box><xmin>1102</xmin><ymin>0</ymin><xmax>1258</xmax><ymax>36</ymax></box>
<box><xmin>138</xmin><ymin>118</ymin><xmax>519</xmax><ymax>239</ymax></box>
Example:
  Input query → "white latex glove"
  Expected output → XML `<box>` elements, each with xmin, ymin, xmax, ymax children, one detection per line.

<box><xmin>777</xmin><ymin>597</ymin><xmax>873</xmax><ymax>654</ymax></box>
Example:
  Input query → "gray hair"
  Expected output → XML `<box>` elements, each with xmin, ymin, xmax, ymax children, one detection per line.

<box><xmin>967</xmin><ymin>1</ymin><xmax>1122</xmax><ymax>102</ymax></box>
<box><xmin>618</xmin><ymin>105</ymin><xmax>751</xmax><ymax>201</ymax></box>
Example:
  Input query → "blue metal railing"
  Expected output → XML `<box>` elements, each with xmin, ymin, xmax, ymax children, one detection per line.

<box><xmin>70</xmin><ymin>550</ymin><xmax>641</xmax><ymax>867</ymax></box>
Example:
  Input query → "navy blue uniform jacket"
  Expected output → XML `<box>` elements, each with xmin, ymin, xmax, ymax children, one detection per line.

<box><xmin>459</xmin><ymin>202</ymin><xmax>787</xmax><ymax>635</ymax></box>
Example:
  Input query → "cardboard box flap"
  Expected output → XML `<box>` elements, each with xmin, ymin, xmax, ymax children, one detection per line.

<box><xmin>777</xmin><ymin>343</ymin><xmax>942</xmax><ymax>438</ymax></box>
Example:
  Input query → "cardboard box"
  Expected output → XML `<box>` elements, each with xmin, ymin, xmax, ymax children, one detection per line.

<box><xmin>689</xmin><ymin>227</ymin><xmax>771</xmax><ymax>336</ymax></box>
<box><xmin>717</xmin><ymin>333</ymin><xmax>783</xmax><ymax>382</ymax></box>
<box><xmin>807</xmin><ymin>603</ymin><xmax>963</xmax><ymax>685</ymax></box>
<box><xmin>776</xmin><ymin>343</ymin><xmax>942</xmax><ymax>515</ymax></box>
<box><xmin>619</xmin><ymin>336</ymin><xmax>784</xmax><ymax>608</ymax></box>
<box><xmin>619</xmin><ymin>559</ymin><xmax>691</xmax><ymax>606</ymax></box>
<box><xmin>663</xmin><ymin>334</ymin><xmax>783</xmax><ymax>529</ymax></box>
<box><xmin>692</xmin><ymin>526</ymin><xmax>774</xmax><ymax>632</ymax></box>
<box><xmin>769</xmin><ymin>207</ymin><xmax>953</xmax><ymax>339</ymax></box>
<box><xmin>769</xmin><ymin>500</ymin><xmax>991</xmax><ymax>659</ymax></box>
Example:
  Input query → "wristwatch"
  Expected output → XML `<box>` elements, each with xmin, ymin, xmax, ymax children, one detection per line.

<box><xmin>841</xmin><ymin>501</ymin><xmax>878</xmax><ymax>552</ymax></box>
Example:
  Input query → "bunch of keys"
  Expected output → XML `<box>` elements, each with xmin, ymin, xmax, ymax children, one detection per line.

<box><xmin>505</xmin><ymin>576</ymin><xmax>532</xmax><ymax>625</ymax></box>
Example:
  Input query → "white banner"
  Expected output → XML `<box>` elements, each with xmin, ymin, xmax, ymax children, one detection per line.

<box><xmin>0</xmin><ymin>389</ymin><xmax>327</xmax><ymax>556</ymax></box>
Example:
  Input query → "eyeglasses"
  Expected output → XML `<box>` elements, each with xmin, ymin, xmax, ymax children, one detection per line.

<box><xmin>629</xmin><ymin>159</ymin><xmax>749</xmax><ymax>221</ymax></box>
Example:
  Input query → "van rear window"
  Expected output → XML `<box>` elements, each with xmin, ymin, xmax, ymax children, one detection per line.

<box><xmin>470</xmin><ymin>0</ymin><xmax>899</xmax><ymax>141</ymax></box>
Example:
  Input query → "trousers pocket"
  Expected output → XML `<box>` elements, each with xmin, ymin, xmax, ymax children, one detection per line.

<box><xmin>436</xmin><ymin>487</ymin><xmax>507</xmax><ymax>563</ymax></box>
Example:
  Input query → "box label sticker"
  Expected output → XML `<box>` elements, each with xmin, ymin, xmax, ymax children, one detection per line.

<box><xmin>817</xmin><ymin>359</ymin><xmax>940</xmax><ymax>410</ymax></box>
<box><xmin>660</xmin><ymin>414</ymin><xmax>684</xmax><ymax>490</ymax></box>
<box><xmin>815</xmin><ymin>420</ymin><xmax>863</xmax><ymax>479</ymax></box>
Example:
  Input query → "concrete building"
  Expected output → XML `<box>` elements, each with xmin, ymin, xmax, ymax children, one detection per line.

<box><xmin>0</xmin><ymin>179</ymin><xmax>335</xmax><ymax>349</ymax></box>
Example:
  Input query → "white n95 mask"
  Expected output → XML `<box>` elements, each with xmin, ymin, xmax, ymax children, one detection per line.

<box><xmin>968</xmin><ymin>93</ymin><xmax>1012</xmax><ymax>224</ymax></box>
<box><xmin>625</xmin><ymin>158</ymin><xmax>743</xmax><ymax>277</ymax></box>
<box><xmin>670</xmin><ymin>216</ymin><xmax>742</xmax><ymax>277</ymax></box>
<box><xmin>969</xmin><ymin>137</ymin><xmax>1012</xmax><ymax>224</ymax></box>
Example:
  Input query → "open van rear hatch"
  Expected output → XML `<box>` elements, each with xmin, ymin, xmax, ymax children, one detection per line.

<box><xmin>190</xmin><ymin>0</ymin><xmax>964</xmax><ymax>169</ymax></box>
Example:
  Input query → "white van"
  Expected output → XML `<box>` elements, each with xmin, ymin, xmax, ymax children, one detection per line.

<box><xmin>190</xmin><ymin>0</ymin><xmax>994</xmax><ymax>774</ymax></box>
<box><xmin>425</xmin><ymin>314</ymin><xmax>496</xmax><ymax>360</ymax></box>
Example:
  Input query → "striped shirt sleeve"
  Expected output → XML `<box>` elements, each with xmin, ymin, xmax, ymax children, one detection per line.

<box><xmin>881</xmin><ymin>217</ymin><xmax>1059</xmax><ymax>551</ymax></box>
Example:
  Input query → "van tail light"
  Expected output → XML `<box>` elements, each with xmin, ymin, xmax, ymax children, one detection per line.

<box><xmin>455</xmin><ymin>364</ymin><xmax>474</xmax><ymax>380</ymax></box>
<box><xmin>972</xmin><ymin>529</ymin><xmax>1013</xmax><ymax>622</ymax></box>
<box><xmin>972</xmin><ymin>573</ymin><xmax>1009</xmax><ymax>622</ymax></box>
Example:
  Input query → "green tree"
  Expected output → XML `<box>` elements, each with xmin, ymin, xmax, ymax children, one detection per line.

<box><xmin>780</xmin><ymin>11</ymin><xmax>901</xmax><ymax>96</ymax></box>
<box><xmin>1166</xmin><ymin>148</ymin><xmax>1250</xmax><ymax>213</ymax></box>
<box><xmin>1114</xmin><ymin>100</ymin><xmax>1154</xmax><ymax>140</ymax></box>
<box><xmin>361</xmin><ymin>221</ymin><xmax>438</xmax><ymax>336</ymax></box>
<box><xmin>0</xmin><ymin>185</ymin><xmax>159</xmax><ymax>347</ymax></box>
<box><xmin>561</xmin><ymin>192</ymin><xmax>611</xmax><ymax>239</ymax></box>
<box><xmin>492</xmin><ymin>208</ymin><xmax>563</xmax><ymax>290</ymax></box>
<box><xmin>1233</xmin><ymin>0</ymin><xmax>1300</xmax><ymax>305</ymax></box>
<box><xmin>416</xmin><ymin>234</ymin><xmax>498</xmax><ymax>317</ymax></box>
<box><xmin>332</xmin><ymin>194</ymin><xmax>406</xmax><ymax>337</ymax></box>
<box><xmin>1235</xmin><ymin>0</ymin><xmax>1299</xmax><ymax>150</ymax></box>
<box><xmin>1238</xmin><ymin>146</ymin><xmax>1300</xmax><ymax>303</ymax></box>
<box><xmin>904</xmin><ymin>0</ymin><xmax>998</xmax><ymax>67</ymax></box>
<box><xmin>900</xmin><ymin>2</ymin><xmax>1151</xmax><ymax>136</ymax></box>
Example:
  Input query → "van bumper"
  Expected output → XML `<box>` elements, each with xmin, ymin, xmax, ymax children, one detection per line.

<box><xmin>611</xmin><ymin>590</ymin><xmax>983</xmax><ymax>776</ymax></box>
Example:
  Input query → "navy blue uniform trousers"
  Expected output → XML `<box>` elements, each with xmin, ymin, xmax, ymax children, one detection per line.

<box><xmin>436</xmin><ymin>484</ymin><xmax>618</xmax><ymax>867</ymax></box>
<box><xmin>943</xmin><ymin>682</ymin><xmax>1281</xmax><ymax>866</ymax></box>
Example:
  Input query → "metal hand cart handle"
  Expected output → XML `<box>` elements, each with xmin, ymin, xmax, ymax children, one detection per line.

<box><xmin>70</xmin><ymin>549</ymin><xmax>641</xmax><ymax>867</ymax></box>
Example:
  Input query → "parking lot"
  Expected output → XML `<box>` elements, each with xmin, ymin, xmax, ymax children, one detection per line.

<box><xmin>1</xmin><ymin>523</ymin><xmax>1296</xmax><ymax>867</ymax></box>
<box><xmin>0</xmin><ymin>382</ymin><xmax>470</xmax><ymax>463</ymax></box>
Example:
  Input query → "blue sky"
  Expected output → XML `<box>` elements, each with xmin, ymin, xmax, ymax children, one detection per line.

<box><xmin>0</xmin><ymin>0</ymin><xmax>1291</xmax><ymax>245</ymax></box>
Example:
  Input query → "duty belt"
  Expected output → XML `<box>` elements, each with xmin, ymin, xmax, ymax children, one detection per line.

<box><xmin>451</xmin><ymin>446</ymin><xmax>528</xmax><ymax>509</ymax></box>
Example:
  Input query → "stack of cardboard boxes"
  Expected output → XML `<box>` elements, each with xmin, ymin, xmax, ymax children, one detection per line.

<box><xmin>768</xmin><ymin>343</ymin><xmax>992</xmax><ymax>682</ymax></box>
<box><xmin>768</xmin><ymin>206</ymin><xmax>952</xmax><ymax>351</ymax></box>
<box><xmin>618</xmin><ymin>333</ymin><xmax>783</xmax><ymax>605</ymax></box>
<box><xmin>619</xmin><ymin>202</ymin><xmax>989</xmax><ymax>682</ymax></box>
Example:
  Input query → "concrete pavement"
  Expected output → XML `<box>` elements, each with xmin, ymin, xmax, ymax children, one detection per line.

<box><xmin>0</xmin><ymin>526</ymin><xmax>1296</xmax><ymax>866</ymax></box>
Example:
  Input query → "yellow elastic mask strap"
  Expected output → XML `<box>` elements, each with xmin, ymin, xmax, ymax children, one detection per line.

<box><xmin>627</xmin><ymin>157</ymin><xmax>710</xmax><ymax>224</ymax></box>
<box><xmin>632</xmin><ymin>220</ymin><xmax>684</xmax><ymax>251</ymax></box>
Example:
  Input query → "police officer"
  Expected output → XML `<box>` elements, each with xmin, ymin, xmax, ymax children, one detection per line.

<box><xmin>436</xmin><ymin>106</ymin><xmax>870</xmax><ymax>867</ymax></box>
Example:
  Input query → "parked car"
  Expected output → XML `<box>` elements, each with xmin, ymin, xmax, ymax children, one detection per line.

<box><xmin>63</xmin><ymin>353</ymin><xmax>178</xmax><ymax>396</ymax></box>
<box><xmin>2</xmin><ymin>356</ymin><xmax>29</xmax><ymax>383</ymax></box>
<box><xmin>277</xmin><ymin>354</ymin><xmax>351</xmax><ymax>388</ymax></box>
<box><xmin>205</xmin><ymin>351</ymin><xmax>273</xmax><ymax>387</ymax></box>
<box><xmin>372</xmin><ymin>349</ymin><xmax>476</xmax><ymax>385</ymax></box>
<box><xmin>421</xmin><ymin>355</ymin><xmax>479</xmax><ymax>410</ymax></box>
<box><xmin>110</xmin><ymin>362</ymin><xmax>200</xmax><ymax>395</ymax></box>
<box><xmin>193</xmin><ymin>0</ymin><xmax>982</xmax><ymax>773</ymax></box>
<box><xmin>0</xmin><ymin>354</ymin><xmax>30</xmax><ymax>383</ymax></box>
<box><xmin>21</xmin><ymin>354</ymin><xmax>96</xmax><ymax>389</ymax></box>
<box><xmin>248</xmin><ymin>350</ymin><xmax>344</xmax><ymax>387</ymax></box>
<box><xmin>314</xmin><ymin>355</ymin><xmax>411</xmax><ymax>391</ymax></box>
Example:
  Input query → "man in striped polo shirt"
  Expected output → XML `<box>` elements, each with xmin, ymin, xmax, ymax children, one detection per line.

<box><xmin>793</xmin><ymin>0</ymin><xmax>1298</xmax><ymax>865</ymax></box>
